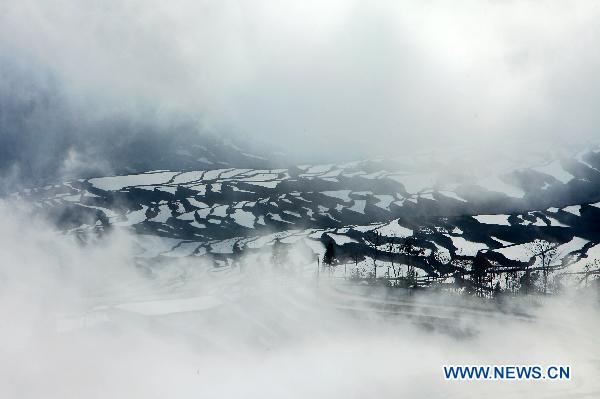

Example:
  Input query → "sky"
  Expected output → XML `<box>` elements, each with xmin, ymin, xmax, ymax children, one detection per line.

<box><xmin>1</xmin><ymin>0</ymin><xmax>600</xmax><ymax>184</ymax></box>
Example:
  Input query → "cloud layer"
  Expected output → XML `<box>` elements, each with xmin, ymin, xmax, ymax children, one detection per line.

<box><xmin>1</xmin><ymin>199</ymin><xmax>599</xmax><ymax>398</ymax></box>
<box><xmin>1</xmin><ymin>1</ymin><xmax>600</xmax><ymax>182</ymax></box>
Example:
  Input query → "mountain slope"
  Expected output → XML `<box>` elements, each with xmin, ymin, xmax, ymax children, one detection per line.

<box><xmin>14</xmin><ymin>143</ymin><xmax>600</xmax><ymax>294</ymax></box>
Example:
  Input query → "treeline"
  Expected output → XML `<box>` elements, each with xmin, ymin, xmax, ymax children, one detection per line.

<box><xmin>314</xmin><ymin>234</ymin><xmax>600</xmax><ymax>298</ymax></box>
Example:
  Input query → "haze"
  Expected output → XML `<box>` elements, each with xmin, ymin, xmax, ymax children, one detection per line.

<box><xmin>1</xmin><ymin>0</ymin><xmax>600</xmax><ymax>183</ymax></box>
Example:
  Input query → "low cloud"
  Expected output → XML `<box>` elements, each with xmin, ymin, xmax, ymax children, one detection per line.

<box><xmin>0</xmin><ymin>200</ymin><xmax>599</xmax><ymax>398</ymax></box>
<box><xmin>2</xmin><ymin>1</ymin><xmax>600</xmax><ymax>184</ymax></box>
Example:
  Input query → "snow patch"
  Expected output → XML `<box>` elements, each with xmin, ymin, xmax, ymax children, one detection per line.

<box><xmin>445</xmin><ymin>235</ymin><xmax>488</xmax><ymax>256</ymax></box>
<box><xmin>472</xmin><ymin>214</ymin><xmax>511</xmax><ymax>226</ymax></box>
<box><xmin>347</xmin><ymin>200</ymin><xmax>366</xmax><ymax>214</ymax></box>
<box><xmin>231</xmin><ymin>209</ymin><xmax>256</xmax><ymax>228</ymax></box>
<box><xmin>374</xmin><ymin>220</ymin><xmax>413</xmax><ymax>238</ymax></box>
<box><xmin>322</xmin><ymin>190</ymin><xmax>352</xmax><ymax>202</ymax></box>
<box><xmin>326</xmin><ymin>233</ymin><xmax>358</xmax><ymax>245</ymax></box>
<box><xmin>563</xmin><ymin>205</ymin><xmax>581</xmax><ymax>216</ymax></box>
<box><xmin>89</xmin><ymin>172</ymin><xmax>177</xmax><ymax>191</ymax></box>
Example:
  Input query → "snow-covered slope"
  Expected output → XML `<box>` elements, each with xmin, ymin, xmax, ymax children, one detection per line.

<box><xmin>14</xmin><ymin>144</ymin><xmax>600</xmax><ymax>294</ymax></box>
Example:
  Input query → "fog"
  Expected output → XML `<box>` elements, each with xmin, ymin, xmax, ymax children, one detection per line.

<box><xmin>2</xmin><ymin>1</ymin><xmax>600</xmax><ymax>184</ymax></box>
<box><xmin>2</xmin><ymin>2</ymin><xmax>600</xmax><ymax>396</ymax></box>
<box><xmin>0</xmin><ymin>200</ymin><xmax>598</xmax><ymax>398</ymax></box>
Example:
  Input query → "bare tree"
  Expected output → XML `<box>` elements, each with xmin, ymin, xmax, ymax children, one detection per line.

<box><xmin>450</xmin><ymin>259</ymin><xmax>473</xmax><ymax>293</ymax></box>
<box><xmin>233</xmin><ymin>240</ymin><xmax>243</xmax><ymax>273</ymax></box>
<box><xmin>402</xmin><ymin>237</ymin><xmax>425</xmax><ymax>288</ymax></box>
<box><xmin>527</xmin><ymin>239</ymin><xmax>558</xmax><ymax>295</ymax></box>
<box><xmin>583</xmin><ymin>259</ymin><xmax>600</xmax><ymax>287</ymax></box>
<box><xmin>323</xmin><ymin>240</ymin><xmax>337</xmax><ymax>277</ymax></box>
<box><xmin>387</xmin><ymin>234</ymin><xmax>398</xmax><ymax>278</ymax></box>
<box><xmin>316</xmin><ymin>253</ymin><xmax>320</xmax><ymax>281</ymax></box>
<box><xmin>470</xmin><ymin>253</ymin><xmax>489</xmax><ymax>297</ymax></box>
<box><xmin>493</xmin><ymin>281</ymin><xmax>503</xmax><ymax>298</ymax></box>
<box><xmin>370</xmin><ymin>231</ymin><xmax>382</xmax><ymax>280</ymax></box>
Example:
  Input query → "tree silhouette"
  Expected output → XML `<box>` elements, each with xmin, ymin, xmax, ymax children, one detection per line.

<box><xmin>583</xmin><ymin>259</ymin><xmax>600</xmax><ymax>287</ymax></box>
<box><xmin>527</xmin><ymin>239</ymin><xmax>558</xmax><ymax>294</ymax></box>
<box><xmin>370</xmin><ymin>231</ymin><xmax>381</xmax><ymax>279</ymax></box>
<box><xmin>493</xmin><ymin>281</ymin><xmax>503</xmax><ymax>298</ymax></box>
<box><xmin>402</xmin><ymin>237</ymin><xmax>424</xmax><ymax>287</ymax></box>
<box><xmin>470</xmin><ymin>252</ymin><xmax>491</xmax><ymax>297</ymax></box>
<box><xmin>323</xmin><ymin>240</ymin><xmax>337</xmax><ymax>276</ymax></box>
<box><xmin>350</xmin><ymin>249</ymin><xmax>361</xmax><ymax>280</ymax></box>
